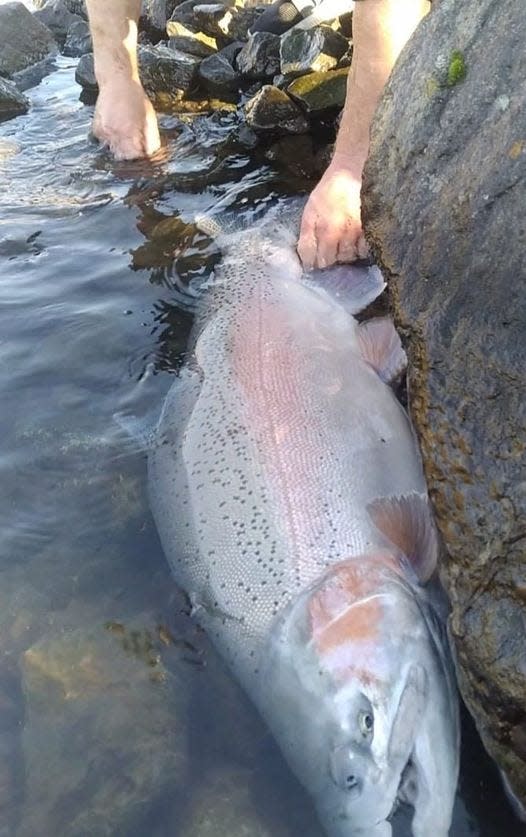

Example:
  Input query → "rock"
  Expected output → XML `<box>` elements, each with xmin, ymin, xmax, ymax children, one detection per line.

<box><xmin>287</xmin><ymin>66</ymin><xmax>348</xmax><ymax>113</ymax></box>
<box><xmin>0</xmin><ymin>2</ymin><xmax>57</xmax><ymax>77</ymax></box>
<box><xmin>198</xmin><ymin>48</ymin><xmax>241</xmax><ymax>95</ymax></box>
<box><xmin>75</xmin><ymin>45</ymin><xmax>201</xmax><ymax>101</ymax></box>
<box><xmin>191</xmin><ymin>3</ymin><xmax>258</xmax><ymax>42</ymax></box>
<box><xmin>33</xmin><ymin>0</ymin><xmax>83</xmax><ymax>45</ymax></box>
<box><xmin>168</xmin><ymin>35</ymin><xmax>217</xmax><ymax>58</ymax></box>
<box><xmin>0</xmin><ymin>77</ymin><xmax>30</xmax><ymax>121</ymax></box>
<box><xmin>166</xmin><ymin>0</ymin><xmax>214</xmax><ymax>32</ymax></box>
<box><xmin>361</xmin><ymin>0</ymin><xmax>526</xmax><ymax>808</ymax></box>
<box><xmin>33</xmin><ymin>0</ymin><xmax>87</xmax><ymax>17</ymax></box>
<box><xmin>236</xmin><ymin>32</ymin><xmax>280</xmax><ymax>80</ymax></box>
<box><xmin>280</xmin><ymin>25</ymin><xmax>348</xmax><ymax>76</ymax></box>
<box><xmin>138</xmin><ymin>43</ymin><xmax>201</xmax><ymax>102</ymax></box>
<box><xmin>18</xmin><ymin>622</ymin><xmax>188</xmax><ymax>837</ymax></box>
<box><xmin>141</xmin><ymin>0</ymin><xmax>180</xmax><ymax>34</ymax></box>
<box><xmin>62</xmin><ymin>19</ymin><xmax>92</xmax><ymax>57</ymax></box>
<box><xmin>166</xmin><ymin>21</ymin><xmax>218</xmax><ymax>54</ymax></box>
<box><xmin>74</xmin><ymin>52</ymin><xmax>97</xmax><ymax>91</ymax></box>
<box><xmin>245</xmin><ymin>84</ymin><xmax>308</xmax><ymax>134</ymax></box>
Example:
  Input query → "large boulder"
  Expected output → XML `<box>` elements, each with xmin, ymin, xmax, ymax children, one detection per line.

<box><xmin>0</xmin><ymin>2</ymin><xmax>57</xmax><ymax>77</ymax></box>
<box><xmin>362</xmin><ymin>0</ymin><xmax>526</xmax><ymax>809</ymax></box>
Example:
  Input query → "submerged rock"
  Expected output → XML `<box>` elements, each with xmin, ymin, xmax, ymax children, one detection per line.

<box><xmin>280</xmin><ymin>25</ymin><xmax>348</xmax><ymax>76</ymax></box>
<box><xmin>287</xmin><ymin>66</ymin><xmax>348</xmax><ymax>113</ymax></box>
<box><xmin>236</xmin><ymin>32</ymin><xmax>280</xmax><ymax>80</ymax></box>
<box><xmin>62</xmin><ymin>19</ymin><xmax>92</xmax><ymax>57</ymax></box>
<box><xmin>362</xmin><ymin>0</ymin><xmax>526</xmax><ymax>808</ymax></box>
<box><xmin>245</xmin><ymin>84</ymin><xmax>308</xmax><ymax>134</ymax></box>
<box><xmin>18</xmin><ymin>621</ymin><xmax>188</xmax><ymax>837</ymax></box>
<box><xmin>0</xmin><ymin>2</ymin><xmax>57</xmax><ymax>77</ymax></box>
<box><xmin>0</xmin><ymin>78</ymin><xmax>30</xmax><ymax>121</ymax></box>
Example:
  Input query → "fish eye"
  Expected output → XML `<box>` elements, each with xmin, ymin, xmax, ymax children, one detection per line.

<box><xmin>358</xmin><ymin>710</ymin><xmax>374</xmax><ymax>737</ymax></box>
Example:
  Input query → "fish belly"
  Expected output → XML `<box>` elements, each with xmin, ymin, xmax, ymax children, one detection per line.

<box><xmin>149</xmin><ymin>273</ymin><xmax>426</xmax><ymax>689</ymax></box>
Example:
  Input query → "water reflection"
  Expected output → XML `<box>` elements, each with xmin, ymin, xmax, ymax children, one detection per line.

<box><xmin>0</xmin><ymin>57</ymin><xmax>522</xmax><ymax>837</ymax></box>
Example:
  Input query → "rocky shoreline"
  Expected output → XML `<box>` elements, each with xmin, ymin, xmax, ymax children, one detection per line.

<box><xmin>0</xmin><ymin>0</ymin><xmax>351</xmax><ymax>161</ymax></box>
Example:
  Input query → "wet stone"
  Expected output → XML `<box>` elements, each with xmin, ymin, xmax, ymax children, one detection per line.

<box><xmin>287</xmin><ymin>66</ymin><xmax>349</xmax><ymax>113</ymax></box>
<box><xmin>18</xmin><ymin>622</ymin><xmax>187</xmax><ymax>837</ymax></box>
<box><xmin>198</xmin><ymin>51</ymin><xmax>241</xmax><ymax>95</ymax></box>
<box><xmin>0</xmin><ymin>77</ymin><xmax>30</xmax><ymax>122</ymax></box>
<box><xmin>244</xmin><ymin>84</ymin><xmax>308</xmax><ymax>134</ymax></box>
<box><xmin>33</xmin><ymin>0</ymin><xmax>83</xmax><ymax>46</ymax></box>
<box><xmin>62</xmin><ymin>19</ymin><xmax>92</xmax><ymax>57</ymax></box>
<box><xmin>138</xmin><ymin>43</ymin><xmax>201</xmax><ymax>100</ymax></box>
<box><xmin>0</xmin><ymin>2</ymin><xmax>57</xmax><ymax>77</ymax></box>
<box><xmin>280</xmin><ymin>25</ymin><xmax>348</xmax><ymax>76</ymax></box>
<box><xmin>236</xmin><ymin>32</ymin><xmax>280</xmax><ymax>80</ymax></box>
<box><xmin>74</xmin><ymin>52</ymin><xmax>97</xmax><ymax>91</ymax></box>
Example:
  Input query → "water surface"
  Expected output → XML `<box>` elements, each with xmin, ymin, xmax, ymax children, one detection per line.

<box><xmin>0</xmin><ymin>58</ymin><xmax>522</xmax><ymax>837</ymax></box>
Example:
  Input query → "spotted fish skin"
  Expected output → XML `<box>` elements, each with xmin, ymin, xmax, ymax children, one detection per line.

<box><xmin>148</xmin><ymin>201</ymin><xmax>459</xmax><ymax>836</ymax></box>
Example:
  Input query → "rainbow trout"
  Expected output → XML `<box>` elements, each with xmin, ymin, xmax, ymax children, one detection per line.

<box><xmin>148</xmin><ymin>201</ymin><xmax>459</xmax><ymax>836</ymax></box>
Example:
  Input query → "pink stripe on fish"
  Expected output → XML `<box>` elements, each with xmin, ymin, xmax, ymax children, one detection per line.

<box><xmin>231</xmin><ymin>290</ymin><xmax>337</xmax><ymax>586</ymax></box>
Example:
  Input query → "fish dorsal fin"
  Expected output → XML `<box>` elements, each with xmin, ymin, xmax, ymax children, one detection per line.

<box><xmin>367</xmin><ymin>493</ymin><xmax>439</xmax><ymax>583</ymax></box>
<box><xmin>306</xmin><ymin>263</ymin><xmax>386</xmax><ymax>316</ymax></box>
<box><xmin>357</xmin><ymin>317</ymin><xmax>407</xmax><ymax>384</ymax></box>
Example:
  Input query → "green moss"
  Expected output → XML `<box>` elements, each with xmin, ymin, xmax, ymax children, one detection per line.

<box><xmin>446</xmin><ymin>50</ymin><xmax>467</xmax><ymax>87</ymax></box>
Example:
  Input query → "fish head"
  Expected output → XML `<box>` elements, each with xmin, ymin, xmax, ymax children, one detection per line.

<box><xmin>259</xmin><ymin>553</ymin><xmax>458</xmax><ymax>836</ymax></box>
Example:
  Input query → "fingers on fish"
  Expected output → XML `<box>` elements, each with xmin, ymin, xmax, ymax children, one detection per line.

<box><xmin>367</xmin><ymin>492</ymin><xmax>439</xmax><ymax>583</ymax></box>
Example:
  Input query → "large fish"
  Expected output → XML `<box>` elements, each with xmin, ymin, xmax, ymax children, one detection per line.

<box><xmin>147</xmin><ymin>201</ymin><xmax>459</xmax><ymax>836</ymax></box>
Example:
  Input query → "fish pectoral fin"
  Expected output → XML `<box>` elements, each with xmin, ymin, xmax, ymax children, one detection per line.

<box><xmin>388</xmin><ymin>664</ymin><xmax>428</xmax><ymax>765</ymax></box>
<box><xmin>306</xmin><ymin>263</ymin><xmax>386</xmax><ymax>315</ymax></box>
<box><xmin>366</xmin><ymin>493</ymin><xmax>439</xmax><ymax>583</ymax></box>
<box><xmin>356</xmin><ymin>317</ymin><xmax>406</xmax><ymax>384</ymax></box>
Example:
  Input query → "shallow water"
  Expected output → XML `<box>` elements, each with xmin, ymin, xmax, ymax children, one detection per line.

<box><xmin>0</xmin><ymin>58</ymin><xmax>523</xmax><ymax>837</ymax></box>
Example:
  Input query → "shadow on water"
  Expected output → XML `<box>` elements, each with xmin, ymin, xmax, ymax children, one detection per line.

<box><xmin>0</xmin><ymin>58</ymin><xmax>523</xmax><ymax>836</ymax></box>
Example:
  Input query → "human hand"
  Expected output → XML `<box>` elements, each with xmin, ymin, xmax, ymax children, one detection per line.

<box><xmin>92</xmin><ymin>77</ymin><xmax>161</xmax><ymax>161</ymax></box>
<box><xmin>297</xmin><ymin>152</ymin><xmax>369</xmax><ymax>269</ymax></box>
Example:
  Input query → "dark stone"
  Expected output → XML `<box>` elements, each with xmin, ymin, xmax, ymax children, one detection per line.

<box><xmin>244</xmin><ymin>84</ymin><xmax>308</xmax><ymax>134</ymax></box>
<box><xmin>191</xmin><ymin>3</ymin><xmax>258</xmax><ymax>42</ymax></box>
<box><xmin>0</xmin><ymin>77</ymin><xmax>29</xmax><ymax>121</ymax></box>
<box><xmin>287</xmin><ymin>66</ymin><xmax>348</xmax><ymax>113</ymax></box>
<box><xmin>361</xmin><ymin>0</ymin><xmax>526</xmax><ymax>808</ymax></box>
<box><xmin>74</xmin><ymin>52</ymin><xmax>97</xmax><ymax>91</ymax></box>
<box><xmin>279</xmin><ymin>25</ymin><xmax>348</xmax><ymax>77</ymax></box>
<box><xmin>167</xmin><ymin>35</ymin><xmax>217</xmax><ymax>58</ymax></box>
<box><xmin>236</xmin><ymin>32</ymin><xmax>280</xmax><ymax>80</ymax></box>
<box><xmin>33</xmin><ymin>0</ymin><xmax>87</xmax><ymax>17</ymax></box>
<box><xmin>62</xmin><ymin>19</ymin><xmax>92</xmax><ymax>57</ymax></box>
<box><xmin>198</xmin><ymin>51</ymin><xmax>241</xmax><ymax>95</ymax></box>
<box><xmin>141</xmin><ymin>0</ymin><xmax>180</xmax><ymax>34</ymax></box>
<box><xmin>33</xmin><ymin>0</ymin><xmax>83</xmax><ymax>45</ymax></box>
<box><xmin>138</xmin><ymin>43</ymin><xmax>201</xmax><ymax>102</ymax></box>
<box><xmin>0</xmin><ymin>2</ymin><xmax>57</xmax><ymax>77</ymax></box>
<box><xmin>166</xmin><ymin>21</ymin><xmax>218</xmax><ymax>53</ymax></box>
